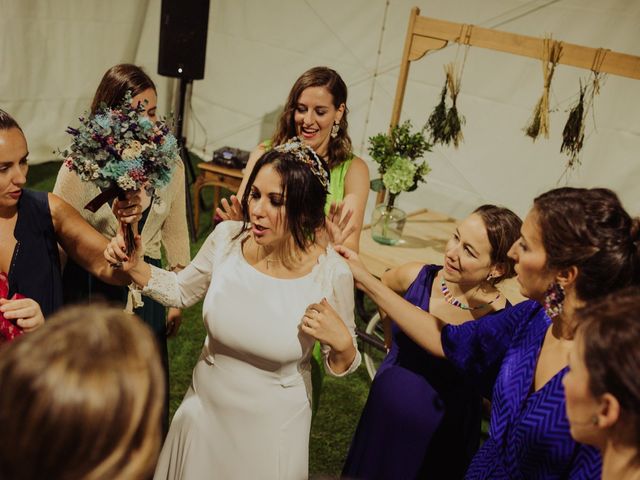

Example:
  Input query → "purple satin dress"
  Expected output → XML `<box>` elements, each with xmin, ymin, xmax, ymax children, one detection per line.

<box><xmin>343</xmin><ymin>265</ymin><xmax>489</xmax><ymax>479</ymax></box>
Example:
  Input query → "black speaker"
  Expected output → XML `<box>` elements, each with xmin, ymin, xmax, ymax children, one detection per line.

<box><xmin>158</xmin><ymin>0</ymin><xmax>210</xmax><ymax>80</ymax></box>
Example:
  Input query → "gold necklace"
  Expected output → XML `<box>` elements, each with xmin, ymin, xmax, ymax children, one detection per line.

<box><xmin>265</xmin><ymin>257</ymin><xmax>280</xmax><ymax>269</ymax></box>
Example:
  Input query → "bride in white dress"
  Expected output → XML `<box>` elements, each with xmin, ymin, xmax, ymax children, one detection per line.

<box><xmin>105</xmin><ymin>140</ymin><xmax>361</xmax><ymax>479</ymax></box>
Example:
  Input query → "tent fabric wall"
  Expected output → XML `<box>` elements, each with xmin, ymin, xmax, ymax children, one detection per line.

<box><xmin>2</xmin><ymin>0</ymin><xmax>638</xmax><ymax>219</ymax></box>
<box><xmin>0</xmin><ymin>0</ymin><xmax>152</xmax><ymax>162</ymax></box>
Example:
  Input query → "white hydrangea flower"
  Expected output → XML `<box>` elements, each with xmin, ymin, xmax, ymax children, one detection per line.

<box><xmin>117</xmin><ymin>174</ymin><xmax>137</xmax><ymax>190</ymax></box>
<box><xmin>121</xmin><ymin>140</ymin><xmax>143</xmax><ymax>161</ymax></box>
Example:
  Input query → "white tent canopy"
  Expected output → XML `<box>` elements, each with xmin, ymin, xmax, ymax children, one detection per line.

<box><xmin>2</xmin><ymin>0</ymin><xmax>639</xmax><ymax>219</ymax></box>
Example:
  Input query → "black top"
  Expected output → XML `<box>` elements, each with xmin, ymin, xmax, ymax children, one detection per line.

<box><xmin>8</xmin><ymin>189</ymin><xmax>63</xmax><ymax>317</ymax></box>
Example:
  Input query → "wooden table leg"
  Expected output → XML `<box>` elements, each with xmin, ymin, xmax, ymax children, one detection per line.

<box><xmin>212</xmin><ymin>186</ymin><xmax>220</xmax><ymax>224</ymax></box>
<box><xmin>193</xmin><ymin>175</ymin><xmax>204</xmax><ymax>234</ymax></box>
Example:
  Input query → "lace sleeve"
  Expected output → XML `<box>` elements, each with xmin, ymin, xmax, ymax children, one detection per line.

<box><xmin>140</xmin><ymin>221</ymin><xmax>241</xmax><ymax>308</ymax></box>
<box><xmin>322</xmin><ymin>258</ymin><xmax>362</xmax><ymax>377</ymax></box>
<box><xmin>141</xmin><ymin>266</ymin><xmax>183</xmax><ymax>307</ymax></box>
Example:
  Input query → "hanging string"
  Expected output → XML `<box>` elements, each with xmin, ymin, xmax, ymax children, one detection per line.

<box><xmin>524</xmin><ymin>37</ymin><xmax>563</xmax><ymax>140</ymax></box>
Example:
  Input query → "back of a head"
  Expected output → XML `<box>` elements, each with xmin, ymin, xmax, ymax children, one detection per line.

<box><xmin>0</xmin><ymin>304</ymin><xmax>165</xmax><ymax>480</ymax></box>
<box><xmin>577</xmin><ymin>286</ymin><xmax>640</xmax><ymax>450</ymax></box>
<box><xmin>533</xmin><ymin>187</ymin><xmax>640</xmax><ymax>300</ymax></box>
<box><xmin>90</xmin><ymin>64</ymin><xmax>156</xmax><ymax>115</ymax></box>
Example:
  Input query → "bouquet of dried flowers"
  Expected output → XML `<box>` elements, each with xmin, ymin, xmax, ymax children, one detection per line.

<box><xmin>62</xmin><ymin>91</ymin><xmax>178</xmax><ymax>254</ymax></box>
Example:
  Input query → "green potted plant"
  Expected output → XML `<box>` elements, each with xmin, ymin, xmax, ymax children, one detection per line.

<box><xmin>368</xmin><ymin>120</ymin><xmax>431</xmax><ymax>245</ymax></box>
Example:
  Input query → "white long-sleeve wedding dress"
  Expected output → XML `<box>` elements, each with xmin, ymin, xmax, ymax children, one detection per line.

<box><xmin>145</xmin><ymin>221</ymin><xmax>360</xmax><ymax>480</ymax></box>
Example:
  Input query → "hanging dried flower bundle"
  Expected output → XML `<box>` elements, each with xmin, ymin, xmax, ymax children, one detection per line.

<box><xmin>425</xmin><ymin>63</ymin><xmax>466</xmax><ymax>148</ymax></box>
<box><xmin>426</xmin><ymin>84</ymin><xmax>448</xmax><ymax>144</ymax></box>
<box><xmin>559</xmin><ymin>48</ymin><xmax>608</xmax><ymax>173</ymax></box>
<box><xmin>560</xmin><ymin>81</ymin><xmax>586</xmax><ymax>169</ymax></box>
<box><xmin>524</xmin><ymin>37</ymin><xmax>563</xmax><ymax>140</ymax></box>
<box><xmin>425</xmin><ymin>24</ymin><xmax>472</xmax><ymax>149</ymax></box>
<box><xmin>444</xmin><ymin>62</ymin><xmax>465</xmax><ymax>147</ymax></box>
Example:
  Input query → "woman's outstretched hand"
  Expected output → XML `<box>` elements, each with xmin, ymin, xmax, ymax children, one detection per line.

<box><xmin>216</xmin><ymin>195</ymin><xmax>243</xmax><ymax>221</ymax></box>
<box><xmin>112</xmin><ymin>189</ymin><xmax>143</xmax><ymax>224</ymax></box>
<box><xmin>333</xmin><ymin>244</ymin><xmax>373</xmax><ymax>290</ymax></box>
<box><xmin>325</xmin><ymin>202</ymin><xmax>355</xmax><ymax>246</ymax></box>
<box><xmin>0</xmin><ymin>297</ymin><xmax>44</xmax><ymax>332</ymax></box>
<box><xmin>104</xmin><ymin>226</ymin><xmax>143</xmax><ymax>271</ymax></box>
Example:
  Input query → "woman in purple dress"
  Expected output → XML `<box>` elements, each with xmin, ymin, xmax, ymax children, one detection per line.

<box><xmin>338</xmin><ymin>187</ymin><xmax>640</xmax><ymax>479</ymax></box>
<box><xmin>342</xmin><ymin>205</ymin><xmax>521</xmax><ymax>479</ymax></box>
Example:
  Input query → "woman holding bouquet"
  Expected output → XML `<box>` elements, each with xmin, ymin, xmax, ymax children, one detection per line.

<box><xmin>53</xmin><ymin>64</ymin><xmax>190</xmax><ymax>429</ymax></box>
<box><xmin>336</xmin><ymin>187</ymin><xmax>640</xmax><ymax>478</ymax></box>
<box><xmin>0</xmin><ymin>109</ymin><xmax>135</xmax><ymax>326</ymax></box>
<box><xmin>105</xmin><ymin>139</ymin><xmax>361</xmax><ymax>479</ymax></box>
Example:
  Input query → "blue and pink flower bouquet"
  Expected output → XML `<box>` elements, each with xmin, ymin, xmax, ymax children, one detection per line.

<box><xmin>62</xmin><ymin>91</ymin><xmax>179</xmax><ymax>254</ymax></box>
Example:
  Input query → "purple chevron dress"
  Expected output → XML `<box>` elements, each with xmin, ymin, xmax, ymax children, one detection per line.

<box><xmin>343</xmin><ymin>265</ymin><xmax>493</xmax><ymax>479</ymax></box>
<box><xmin>442</xmin><ymin>300</ymin><xmax>602</xmax><ymax>479</ymax></box>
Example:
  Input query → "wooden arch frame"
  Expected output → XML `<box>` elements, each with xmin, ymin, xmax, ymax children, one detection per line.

<box><xmin>376</xmin><ymin>6</ymin><xmax>640</xmax><ymax>204</ymax></box>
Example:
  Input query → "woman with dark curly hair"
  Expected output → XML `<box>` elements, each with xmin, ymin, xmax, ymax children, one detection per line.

<box><xmin>337</xmin><ymin>187</ymin><xmax>640</xmax><ymax>479</ymax></box>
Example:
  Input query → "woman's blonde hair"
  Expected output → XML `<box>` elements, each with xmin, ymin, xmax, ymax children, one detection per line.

<box><xmin>0</xmin><ymin>304</ymin><xmax>165</xmax><ymax>480</ymax></box>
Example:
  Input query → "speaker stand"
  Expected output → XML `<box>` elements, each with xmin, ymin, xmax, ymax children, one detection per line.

<box><xmin>175</xmin><ymin>77</ymin><xmax>198</xmax><ymax>240</ymax></box>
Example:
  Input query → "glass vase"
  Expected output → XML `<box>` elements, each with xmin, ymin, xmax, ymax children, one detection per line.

<box><xmin>370</xmin><ymin>203</ymin><xmax>407</xmax><ymax>245</ymax></box>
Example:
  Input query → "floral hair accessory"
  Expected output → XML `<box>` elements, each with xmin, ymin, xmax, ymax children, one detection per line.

<box><xmin>274</xmin><ymin>138</ymin><xmax>330</xmax><ymax>190</ymax></box>
<box><xmin>61</xmin><ymin>90</ymin><xmax>178</xmax><ymax>213</ymax></box>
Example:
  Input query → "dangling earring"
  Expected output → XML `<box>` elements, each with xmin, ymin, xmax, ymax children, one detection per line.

<box><xmin>543</xmin><ymin>281</ymin><xmax>565</xmax><ymax>318</ymax></box>
<box><xmin>330</xmin><ymin>122</ymin><xmax>340</xmax><ymax>138</ymax></box>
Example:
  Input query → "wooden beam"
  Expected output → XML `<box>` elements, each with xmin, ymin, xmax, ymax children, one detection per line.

<box><xmin>411</xmin><ymin>15</ymin><xmax>640</xmax><ymax>80</ymax></box>
<box><xmin>377</xmin><ymin>7</ymin><xmax>640</xmax><ymax>206</ymax></box>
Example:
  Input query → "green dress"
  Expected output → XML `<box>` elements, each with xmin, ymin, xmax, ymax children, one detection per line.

<box><xmin>325</xmin><ymin>157</ymin><xmax>352</xmax><ymax>212</ymax></box>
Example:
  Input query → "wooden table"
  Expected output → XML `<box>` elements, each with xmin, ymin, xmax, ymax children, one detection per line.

<box><xmin>193</xmin><ymin>162</ymin><xmax>244</xmax><ymax>232</ymax></box>
<box><xmin>359</xmin><ymin>209</ymin><xmax>524</xmax><ymax>304</ymax></box>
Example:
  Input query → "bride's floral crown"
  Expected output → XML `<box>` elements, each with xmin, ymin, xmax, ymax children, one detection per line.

<box><xmin>273</xmin><ymin>137</ymin><xmax>330</xmax><ymax>190</ymax></box>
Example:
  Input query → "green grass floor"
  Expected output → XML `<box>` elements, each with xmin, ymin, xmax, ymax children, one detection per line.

<box><xmin>28</xmin><ymin>158</ymin><xmax>373</xmax><ymax>477</ymax></box>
